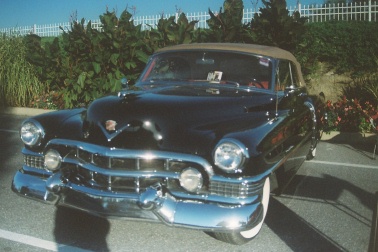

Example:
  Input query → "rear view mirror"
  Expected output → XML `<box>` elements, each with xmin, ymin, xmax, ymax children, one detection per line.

<box><xmin>196</xmin><ymin>58</ymin><xmax>214</xmax><ymax>65</ymax></box>
<box><xmin>196</xmin><ymin>53</ymin><xmax>214</xmax><ymax>65</ymax></box>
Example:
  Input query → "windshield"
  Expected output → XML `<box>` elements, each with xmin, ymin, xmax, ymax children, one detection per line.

<box><xmin>137</xmin><ymin>50</ymin><xmax>273</xmax><ymax>90</ymax></box>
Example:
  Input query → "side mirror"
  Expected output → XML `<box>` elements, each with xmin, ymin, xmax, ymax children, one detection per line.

<box><xmin>284</xmin><ymin>85</ymin><xmax>298</xmax><ymax>93</ymax></box>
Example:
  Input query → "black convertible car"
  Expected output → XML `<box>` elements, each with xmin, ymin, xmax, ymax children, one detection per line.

<box><xmin>12</xmin><ymin>43</ymin><xmax>319</xmax><ymax>245</ymax></box>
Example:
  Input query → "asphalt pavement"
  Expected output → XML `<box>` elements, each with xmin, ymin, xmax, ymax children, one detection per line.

<box><xmin>0</xmin><ymin>109</ymin><xmax>377</xmax><ymax>252</ymax></box>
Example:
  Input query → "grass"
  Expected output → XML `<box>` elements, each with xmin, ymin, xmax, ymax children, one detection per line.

<box><xmin>0</xmin><ymin>33</ymin><xmax>44</xmax><ymax>107</ymax></box>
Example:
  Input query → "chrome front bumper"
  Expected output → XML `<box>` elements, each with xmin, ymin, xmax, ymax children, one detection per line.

<box><xmin>12</xmin><ymin>169</ymin><xmax>264</xmax><ymax>232</ymax></box>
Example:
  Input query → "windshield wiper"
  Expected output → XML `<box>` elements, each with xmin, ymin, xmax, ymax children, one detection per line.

<box><xmin>148</xmin><ymin>78</ymin><xmax>189</xmax><ymax>83</ymax></box>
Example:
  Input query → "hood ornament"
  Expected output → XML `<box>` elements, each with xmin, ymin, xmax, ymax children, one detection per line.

<box><xmin>98</xmin><ymin>121</ymin><xmax>139</xmax><ymax>142</ymax></box>
<box><xmin>105</xmin><ymin>120</ymin><xmax>117</xmax><ymax>131</ymax></box>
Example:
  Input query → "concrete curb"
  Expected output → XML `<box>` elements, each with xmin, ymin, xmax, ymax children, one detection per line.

<box><xmin>321</xmin><ymin>131</ymin><xmax>377</xmax><ymax>145</ymax></box>
<box><xmin>0</xmin><ymin>107</ymin><xmax>55</xmax><ymax>116</ymax></box>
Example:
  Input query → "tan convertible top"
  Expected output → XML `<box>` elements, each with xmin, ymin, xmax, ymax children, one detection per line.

<box><xmin>157</xmin><ymin>43</ymin><xmax>305</xmax><ymax>86</ymax></box>
<box><xmin>157</xmin><ymin>43</ymin><xmax>297</xmax><ymax>62</ymax></box>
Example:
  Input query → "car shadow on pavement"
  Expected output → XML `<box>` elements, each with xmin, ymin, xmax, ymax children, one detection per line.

<box><xmin>265</xmin><ymin>198</ymin><xmax>345</xmax><ymax>252</ymax></box>
<box><xmin>50</xmin><ymin>173</ymin><xmax>374</xmax><ymax>251</ymax></box>
<box><xmin>265</xmin><ymin>173</ymin><xmax>375</xmax><ymax>252</ymax></box>
<box><xmin>54</xmin><ymin>206</ymin><xmax>110</xmax><ymax>251</ymax></box>
<box><xmin>285</xmin><ymin>174</ymin><xmax>374</xmax><ymax>211</ymax></box>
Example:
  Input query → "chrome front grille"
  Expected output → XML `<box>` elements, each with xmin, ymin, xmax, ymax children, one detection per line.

<box><xmin>70</xmin><ymin>164</ymin><xmax>171</xmax><ymax>193</ymax></box>
<box><xmin>209</xmin><ymin>180</ymin><xmax>264</xmax><ymax>198</ymax></box>
<box><xmin>23</xmin><ymin>139</ymin><xmax>264</xmax><ymax>201</ymax></box>
<box><xmin>24</xmin><ymin>154</ymin><xmax>44</xmax><ymax>169</ymax></box>
<box><xmin>77</xmin><ymin>148</ymin><xmax>173</xmax><ymax>171</ymax></box>
<box><xmin>43</xmin><ymin>139</ymin><xmax>211</xmax><ymax>194</ymax></box>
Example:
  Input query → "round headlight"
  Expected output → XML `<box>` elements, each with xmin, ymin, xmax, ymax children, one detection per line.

<box><xmin>179</xmin><ymin>168</ymin><xmax>203</xmax><ymax>193</ymax></box>
<box><xmin>213</xmin><ymin>139</ymin><xmax>248</xmax><ymax>173</ymax></box>
<box><xmin>44</xmin><ymin>149</ymin><xmax>62</xmax><ymax>171</ymax></box>
<box><xmin>20</xmin><ymin>120</ymin><xmax>44</xmax><ymax>146</ymax></box>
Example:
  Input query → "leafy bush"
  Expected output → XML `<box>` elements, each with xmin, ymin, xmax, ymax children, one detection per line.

<box><xmin>24</xmin><ymin>10</ymin><xmax>153</xmax><ymax>108</ymax></box>
<box><xmin>342</xmin><ymin>74</ymin><xmax>378</xmax><ymax>108</ymax></box>
<box><xmin>206</xmin><ymin>0</ymin><xmax>249</xmax><ymax>42</ymax></box>
<box><xmin>325</xmin><ymin>72</ymin><xmax>378</xmax><ymax>133</ymax></box>
<box><xmin>296</xmin><ymin>21</ymin><xmax>378</xmax><ymax>77</ymax></box>
<box><xmin>248</xmin><ymin>0</ymin><xmax>307</xmax><ymax>51</ymax></box>
<box><xmin>23</xmin><ymin>9</ymin><xmax>203</xmax><ymax>109</ymax></box>
<box><xmin>362</xmin><ymin>74</ymin><xmax>378</xmax><ymax>105</ymax></box>
<box><xmin>323</xmin><ymin>97</ymin><xmax>378</xmax><ymax>133</ymax></box>
<box><xmin>30</xmin><ymin>91</ymin><xmax>63</xmax><ymax>110</ymax></box>
<box><xmin>147</xmin><ymin>13</ymin><xmax>199</xmax><ymax>47</ymax></box>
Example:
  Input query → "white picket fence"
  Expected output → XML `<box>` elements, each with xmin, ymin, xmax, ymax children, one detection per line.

<box><xmin>1</xmin><ymin>1</ymin><xmax>377</xmax><ymax>37</ymax></box>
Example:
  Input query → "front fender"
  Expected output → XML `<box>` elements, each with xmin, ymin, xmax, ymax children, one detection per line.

<box><xmin>24</xmin><ymin>108</ymin><xmax>86</xmax><ymax>152</ymax></box>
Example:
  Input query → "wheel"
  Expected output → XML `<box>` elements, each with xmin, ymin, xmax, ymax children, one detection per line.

<box><xmin>211</xmin><ymin>177</ymin><xmax>270</xmax><ymax>245</ymax></box>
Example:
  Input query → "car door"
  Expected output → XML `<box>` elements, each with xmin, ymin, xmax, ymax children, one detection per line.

<box><xmin>271</xmin><ymin>59</ymin><xmax>315</xmax><ymax>193</ymax></box>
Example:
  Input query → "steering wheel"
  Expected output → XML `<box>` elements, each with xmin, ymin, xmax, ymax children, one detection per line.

<box><xmin>247</xmin><ymin>78</ymin><xmax>265</xmax><ymax>89</ymax></box>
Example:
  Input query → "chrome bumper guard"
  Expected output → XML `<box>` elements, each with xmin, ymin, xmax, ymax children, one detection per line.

<box><xmin>12</xmin><ymin>169</ymin><xmax>264</xmax><ymax>232</ymax></box>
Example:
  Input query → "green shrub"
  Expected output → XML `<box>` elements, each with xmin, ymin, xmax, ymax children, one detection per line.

<box><xmin>323</xmin><ymin>97</ymin><xmax>378</xmax><ymax>133</ymax></box>
<box><xmin>342</xmin><ymin>73</ymin><xmax>378</xmax><ymax>108</ymax></box>
<box><xmin>296</xmin><ymin>21</ymin><xmax>378</xmax><ymax>77</ymax></box>
<box><xmin>146</xmin><ymin>13</ymin><xmax>199</xmax><ymax>47</ymax></box>
<box><xmin>24</xmin><ymin>10</ymin><xmax>154</xmax><ymax>108</ymax></box>
<box><xmin>362</xmin><ymin>73</ymin><xmax>378</xmax><ymax>105</ymax></box>
<box><xmin>249</xmin><ymin>0</ymin><xmax>307</xmax><ymax>52</ymax></box>
<box><xmin>206</xmin><ymin>0</ymin><xmax>248</xmax><ymax>42</ymax></box>
<box><xmin>30</xmin><ymin>91</ymin><xmax>62</xmax><ymax>110</ymax></box>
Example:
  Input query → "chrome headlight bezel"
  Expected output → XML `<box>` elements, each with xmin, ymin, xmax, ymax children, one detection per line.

<box><xmin>213</xmin><ymin>139</ymin><xmax>249</xmax><ymax>173</ymax></box>
<box><xmin>20</xmin><ymin>119</ymin><xmax>45</xmax><ymax>147</ymax></box>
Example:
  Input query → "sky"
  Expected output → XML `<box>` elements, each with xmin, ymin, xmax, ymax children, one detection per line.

<box><xmin>0</xmin><ymin>0</ymin><xmax>322</xmax><ymax>29</ymax></box>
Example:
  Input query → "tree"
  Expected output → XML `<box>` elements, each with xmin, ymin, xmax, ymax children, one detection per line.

<box><xmin>206</xmin><ymin>0</ymin><xmax>251</xmax><ymax>42</ymax></box>
<box><xmin>249</xmin><ymin>0</ymin><xmax>307</xmax><ymax>51</ymax></box>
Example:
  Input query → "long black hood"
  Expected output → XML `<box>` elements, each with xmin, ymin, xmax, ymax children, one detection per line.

<box><xmin>84</xmin><ymin>85</ymin><xmax>277</xmax><ymax>155</ymax></box>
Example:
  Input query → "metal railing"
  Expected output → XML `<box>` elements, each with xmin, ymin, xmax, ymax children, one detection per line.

<box><xmin>1</xmin><ymin>1</ymin><xmax>376</xmax><ymax>37</ymax></box>
<box><xmin>298</xmin><ymin>0</ymin><xmax>377</xmax><ymax>22</ymax></box>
